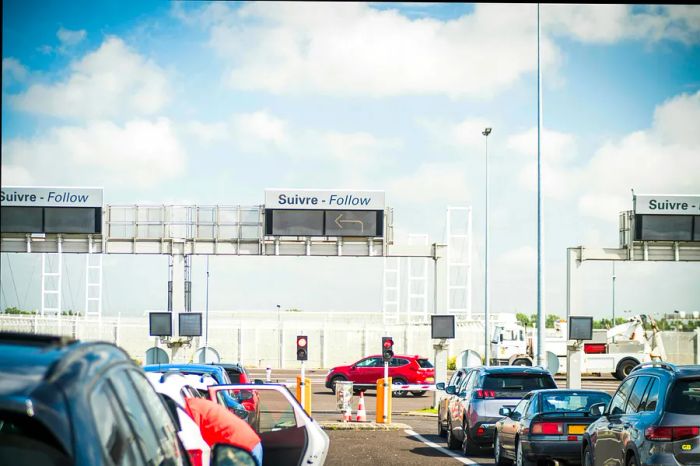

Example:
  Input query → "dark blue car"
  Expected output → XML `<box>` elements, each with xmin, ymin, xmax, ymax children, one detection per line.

<box><xmin>0</xmin><ymin>332</ymin><xmax>189</xmax><ymax>466</ymax></box>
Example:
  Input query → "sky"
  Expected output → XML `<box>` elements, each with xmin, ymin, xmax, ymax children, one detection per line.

<box><xmin>2</xmin><ymin>2</ymin><xmax>700</xmax><ymax>320</ymax></box>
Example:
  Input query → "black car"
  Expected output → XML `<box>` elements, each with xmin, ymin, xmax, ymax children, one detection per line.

<box><xmin>494</xmin><ymin>389</ymin><xmax>611</xmax><ymax>466</ymax></box>
<box><xmin>583</xmin><ymin>362</ymin><xmax>700</xmax><ymax>466</ymax></box>
<box><xmin>0</xmin><ymin>332</ymin><xmax>189</xmax><ymax>466</ymax></box>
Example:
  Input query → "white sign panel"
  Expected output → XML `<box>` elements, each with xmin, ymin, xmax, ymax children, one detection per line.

<box><xmin>1</xmin><ymin>186</ymin><xmax>103</xmax><ymax>207</ymax></box>
<box><xmin>265</xmin><ymin>189</ymin><xmax>385</xmax><ymax>210</ymax></box>
<box><xmin>635</xmin><ymin>194</ymin><xmax>700</xmax><ymax>215</ymax></box>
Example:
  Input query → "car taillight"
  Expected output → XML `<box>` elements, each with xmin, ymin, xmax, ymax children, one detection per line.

<box><xmin>476</xmin><ymin>426</ymin><xmax>487</xmax><ymax>436</ymax></box>
<box><xmin>646</xmin><ymin>426</ymin><xmax>700</xmax><ymax>441</ymax></box>
<box><xmin>531</xmin><ymin>422</ymin><xmax>563</xmax><ymax>435</ymax></box>
<box><xmin>473</xmin><ymin>389</ymin><xmax>496</xmax><ymax>399</ymax></box>
<box><xmin>187</xmin><ymin>449</ymin><xmax>203</xmax><ymax>466</ymax></box>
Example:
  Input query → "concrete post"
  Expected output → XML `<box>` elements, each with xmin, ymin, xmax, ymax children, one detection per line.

<box><xmin>433</xmin><ymin>339</ymin><xmax>449</xmax><ymax>408</ymax></box>
<box><xmin>566</xmin><ymin>247</ymin><xmax>583</xmax><ymax>389</ymax></box>
<box><xmin>695</xmin><ymin>329</ymin><xmax>700</xmax><ymax>364</ymax></box>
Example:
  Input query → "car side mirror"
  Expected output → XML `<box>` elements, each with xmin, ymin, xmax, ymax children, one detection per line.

<box><xmin>589</xmin><ymin>402</ymin><xmax>606</xmax><ymax>416</ymax></box>
<box><xmin>211</xmin><ymin>443</ymin><xmax>256</xmax><ymax>466</ymax></box>
<box><xmin>499</xmin><ymin>407</ymin><xmax>513</xmax><ymax>417</ymax></box>
<box><xmin>436</xmin><ymin>382</ymin><xmax>446</xmax><ymax>391</ymax></box>
<box><xmin>445</xmin><ymin>386</ymin><xmax>456</xmax><ymax>395</ymax></box>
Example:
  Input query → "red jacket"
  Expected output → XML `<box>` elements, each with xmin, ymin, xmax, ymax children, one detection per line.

<box><xmin>185</xmin><ymin>397</ymin><xmax>261</xmax><ymax>453</ymax></box>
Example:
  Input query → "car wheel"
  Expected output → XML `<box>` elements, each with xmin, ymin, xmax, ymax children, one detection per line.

<box><xmin>494</xmin><ymin>433</ymin><xmax>510</xmax><ymax>466</ymax></box>
<box><xmin>329</xmin><ymin>375</ymin><xmax>347</xmax><ymax>393</ymax></box>
<box><xmin>437</xmin><ymin>408</ymin><xmax>447</xmax><ymax>437</ymax></box>
<box><xmin>615</xmin><ymin>359</ymin><xmax>638</xmax><ymax>380</ymax></box>
<box><xmin>392</xmin><ymin>378</ymin><xmax>408</xmax><ymax>397</ymax></box>
<box><xmin>447</xmin><ymin>416</ymin><xmax>461</xmax><ymax>450</ymax></box>
<box><xmin>462</xmin><ymin>422</ymin><xmax>477</xmax><ymax>456</ymax></box>
<box><xmin>515</xmin><ymin>437</ymin><xmax>534</xmax><ymax>466</ymax></box>
<box><xmin>583</xmin><ymin>445</ymin><xmax>594</xmax><ymax>466</ymax></box>
<box><xmin>411</xmin><ymin>390</ymin><xmax>427</xmax><ymax>397</ymax></box>
<box><xmin>626</xmin><ymin>454</ymin><xmax>640</xmax><ymax>466</ymax></box>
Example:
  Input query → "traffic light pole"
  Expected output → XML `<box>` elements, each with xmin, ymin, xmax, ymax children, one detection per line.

<box><xmin>383</xmin><ymin>361</ymin><xmax>389</xmax><ymax>423</ymax></box>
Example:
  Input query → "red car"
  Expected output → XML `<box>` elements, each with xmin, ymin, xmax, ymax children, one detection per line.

<box><xmin>325</xmin><ymin>354</ymin><xmax>435</xmax><ymax>397</ymax></box>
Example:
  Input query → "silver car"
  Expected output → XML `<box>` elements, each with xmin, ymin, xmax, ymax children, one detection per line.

<box><xmin>583</xmin><ymin>362</ymin><xmax>700</xmax><ymax>466</ymax></box>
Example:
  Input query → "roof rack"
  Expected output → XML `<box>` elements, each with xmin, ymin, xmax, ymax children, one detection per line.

<box><xmin>0</xmin><ymin>331</ymin><xmax>75</xmax><ymax>347</ymax></box>
<box><xmin>630</xmin><ymin>361</ymin><xmax>678</xmax><ymax>374</ymax></box>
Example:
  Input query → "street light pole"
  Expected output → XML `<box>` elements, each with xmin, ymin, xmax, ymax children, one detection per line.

<box><xmin>612</xmin><ymin>262</ymin><xmax>616</xmax><ymax>325</ymax></box>
<box><xmin>536</xmin><ymin>2</ymin><xmax>546</xmax><ymax>367</ymax></box>
<box><xmin>482</xmin><ymin>127</ymin><xmax>492</xmax><ymax>365</ymax></box>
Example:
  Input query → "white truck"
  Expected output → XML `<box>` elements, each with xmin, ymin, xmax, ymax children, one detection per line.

<box><xmin>489</xmin><ymin>315</ymin><xmax>666</xmax><ymax>380</ymax></box>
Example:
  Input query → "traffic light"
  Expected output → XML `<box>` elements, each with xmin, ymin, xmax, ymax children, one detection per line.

<box><xmin>382</xmin><ymin>336</ymin><xmax>394</xmax><ymax>363</ymax></box>
<box><xmin>296</xmin><ymin>335</ymin><xmax>308</xmax><ymax>361</ymax></box>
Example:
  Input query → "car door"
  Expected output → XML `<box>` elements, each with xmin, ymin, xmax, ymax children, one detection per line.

<box><xmin>441</xmin><ymin>370</ymin><xmax>465</xmax><ymax>426</ymax></box>
<box><xmin>450</xmin><ymin>370</ymin><xmax>474</xmax><ymax>428</ymax></box>
<box><xmin>500</xmin><ymin>394</ymin><xmax>532</xmax><ymax>458</ymax></box>
<box><xmin>208</xmin><ymin>384</ymin><xmax>329</xmax><ymax>466</ymax></box>
<box><xmin>617</xmin><ymin>376</ymin><xmax>652</xmax><ymax>459</ymax></box>
<box><xmin>592</xmin><ymin>377</ymin><xmax>636</xmax><ymax>465</ymax></box>
<box><xmin>349</xmin><ymin>357</ymin><xmax>383</xmax><ymax>385</ymax></box>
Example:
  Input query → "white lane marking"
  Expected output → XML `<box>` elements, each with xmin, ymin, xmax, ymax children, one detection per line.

<box><xmin>404</xmin><ymin>429</ymin><xmax>487</xmax><ymax>465</ymax></box>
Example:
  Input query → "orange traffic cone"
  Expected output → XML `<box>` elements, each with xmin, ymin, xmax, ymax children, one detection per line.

<box><xmin>356</xmin><ymin>392</ymin><xmax>367</xmax><ymax>422</ymax></box>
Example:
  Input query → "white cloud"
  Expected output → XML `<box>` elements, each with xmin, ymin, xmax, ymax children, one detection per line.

<box><xmin>2</xmin><ymin>58</ymin><xmax>28</xmax><ymax>86</ymax></box>
<box><xmin>1</xmin><ymin>118</ymin><xmax>186</xmax><ymax>187</ymax></box>
<box><xmin>544</xmin><ymin>5</ymin><xmax>700</xmax><ymax>45</ymax></box>
<box><xmin>57</xmin><ymin>27</ymin><xmax>87</xmax><ymax>48</ymax></box>
<box><xmin>388</xmin><ymin>162</ymin><xmax>470</xmax><ymax>204</ymax></box>
<box><xmin>11</xmin><ymin>37</ymin><xmax>169</xmax><ymax>119</ymax></box>
<box><xmin>419</xmin><ymin>117</ymin><xmax>493</xmax><ymax>153</ymax></box>
<box><xmin>190</xmin><ymin>3</ymin><xmax>557</xmax><ymax>98</ymax></box>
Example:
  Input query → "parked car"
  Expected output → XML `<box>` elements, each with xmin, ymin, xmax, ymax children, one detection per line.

<box><xmin>0</xmin><ymin>332</ymin><xmax>189</xmax><ymax>466</ymax></box>
<box><xmin>145</xmin><ymin>372</ymin><xmax>211</xmax><ymax>466</ymax></box>
<box><xmin>493</xmin><ymin>389</ymin><xmax>611</xmax><ymax>466</ymax></box>
<box><xmin>445</xmin><ymin>366</ymin><xmax>557</xmax><ymax>455</ymax></box>
<box><xmin>207</xmin><ymin>362</ymin><xmax>259</xmax><ymax>384</ymax></box>
<box><xmin>582</xmin><ymin>362</ymin><xmax>700</xmax><ymax>466</ymax></box>
<box><xmin>146</xmin><ymin>363</ymin><xmax>261</xmax><ymax>432</ymax></box>
<box><xmin>437</xmin><ymin>368</ymin><xmax>471</xmax><ymax>437</ymax></box>
<box><xmin>325</xmin><ymin>355</ymin><xmax>435</xmax><ymax>397</ymax></box>
<box><xmin>207</xmin><ymin>384</ymin><xmax>329</xmax><ymax>466</ymax></box>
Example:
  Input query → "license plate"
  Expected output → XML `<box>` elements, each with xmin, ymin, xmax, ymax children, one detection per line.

<box><xmin>568</xmin><ymin>425</ymin><xmax>586</xmax><ymax>435</ymax></box>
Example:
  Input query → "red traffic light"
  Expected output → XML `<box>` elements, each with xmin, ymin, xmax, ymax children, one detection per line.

<box><xmin>383</xmin><ymin>339</ymin><xmax>394</xmax><ymax>348</ymax></box>
<box><xmin>297</xmin><ymin>337</ymin><xmax>307</xmax><ymax>347</ymax></box>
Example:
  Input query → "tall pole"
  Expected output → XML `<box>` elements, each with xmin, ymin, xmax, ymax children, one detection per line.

<box><xmin>483</xmin><ymin>127</ymin><xmax>492</xmax><ymax>365</ymax></box>
<box><xmin>612</xmin><ymin>262</ymin><xmax>616</xmax><ymax>325</ymax></box>
<box><xmin>536</xmin><ymin>3</ymin><xmax>545</xmax><ymax>367</ymax></box>
<box><xmin>277</xmin><ymin>304</ymin><xmax>282</xmax><ymax>368</ymax></box>
<box><xmin>204</xmin><ymin>256</ymin><xmax>210</xmax><ymax>363</ymax></box>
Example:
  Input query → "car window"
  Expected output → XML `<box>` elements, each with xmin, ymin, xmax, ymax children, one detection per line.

<box><xmin>513</xmin><ymin>394</ymin><xmax>531</xmax><ymax>419</ymax></box>
<box><xmin>625</xmin><ymin>376</ymin><xmax>651</xmax><ymax>414</ymax></box>
<box><xmin>450</xmin><ymin>370</ymin><xmax>466</xmax><ymax>388</ymax></box>
<box><xmin>540</xmin><ymin>392</ymin><xmax>611</xmax><ymax>413</ymax></box>
<box><xmin>482</xmin><ymin>373</ymin><xmax>556</xmax><ymax>399</ymax></box>
<box><xmin>639</xmin><ymin>378</ymin><xmax>659</xmax><ymax>412</ymax></box>
<box><xmin>226</xmin><ymin>369</ymin><xmax>242</xmax><ymax>383</ymax></box>
<box><xmin>356</xmin><ymin>357</ymin><xmax>380</xmax><ymax>368</ymax></box>
<box><xmin>528</xmin><ymin>395</ymin><xmax>539</xmax><ymax>415</ymax></box>
<box><xmin>666</xmin><ymin>379</ymin><xmax>700</xmax><ymax>415</ymax></box>
<box><xmin>459</xmin><ymin>371</ymin><xmax>475</xmax><ymax>394</ymax></box>
<box><xmin>417</xmin><ymin>359</ymin><xmax>433</xmax><ymax>368</ymax></box>
<box><xmin>218</xmin><ymin>388</ymin><xmax>298</xmax><ymax>434</ymax></box>
<box><xmin>609</xmin><ymin>377</ymin><xmax>636</xmax><ymax>416</ymax></box>
<box><xmin>389</xmin><ymin>358</ymin><xmax>409</xmax><ymax>367</ymax></box>
<box><xmin>109</xmin><ymin>369</ymin><xmax>171</xmax><ymax>466</ymax></box>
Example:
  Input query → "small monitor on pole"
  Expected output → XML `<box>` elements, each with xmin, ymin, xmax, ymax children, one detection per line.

<box><xmin>569</xmin><ymin>316</ymin><xmax>593</xmax><ymax>341</ymax></box>
<box><xmin>149</xmin><ymin>312</ymin><xmax>172</xmax><ymax>337</ymax></box>
<box><xmin>431</xmin><ymin>315</ymin><xmax>455</xmax><ymax>339</ymax></box>
<box><xmin>179</xmin><ymin>313</ymin><xmax>202</xmax><ymax>337</ymax></box>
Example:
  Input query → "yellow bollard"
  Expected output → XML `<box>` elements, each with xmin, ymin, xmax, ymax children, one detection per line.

<box><xmin>295</xmin><ymin>376</ymin><xmax>312</xmax><ymax>415</ymax></box>
<box><xmin>375</xmin><ymin>377</ymin><xmax>392</xmax><ymax>424</ymax></box>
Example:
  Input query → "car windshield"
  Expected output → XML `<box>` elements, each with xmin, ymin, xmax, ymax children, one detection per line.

<box><xmin>666</xmin><ymin>379</ymin><xmax>700</xmax><ymax>414</ymax></box>
<box><xmin>417</xmin><ymin>359</ymin><xmax>433</xmax><ymax>369</ymax></box>
<box><xmin>483</xmin><ymin>374</ymin><xmax>556</xmax><ymax>398</ymax></box>
<box><xmin>540</xmin><ymin>392</ymin><xmax>611</xmax><ymax>413</ymax></box>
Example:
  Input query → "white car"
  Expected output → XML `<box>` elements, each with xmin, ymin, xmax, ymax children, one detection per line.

<box><xmin>145</xmin><ymin>372</ymin><xmax>211</xmax><ymax>466</ymax></box>
<box><xmin>207</xmin><ymin>384</ymin><xmax>329</xmax><ymax>466</ymax></box>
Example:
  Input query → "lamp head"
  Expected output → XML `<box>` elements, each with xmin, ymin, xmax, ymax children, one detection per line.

<box><xmin>482</xmin><ymin>127</ymin><xmax>492</xmax><ymax>136</ymax></box>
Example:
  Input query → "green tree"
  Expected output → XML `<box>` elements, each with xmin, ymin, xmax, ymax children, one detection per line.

<box><xmin>516</xmin><ymin>312</ymin><xmax>531</xmax><ymax>327</ymax></box>
<box><xmin>545</xmin><ymin>314</ymin><xmax>561</xmax><ymax>328</ymax></box>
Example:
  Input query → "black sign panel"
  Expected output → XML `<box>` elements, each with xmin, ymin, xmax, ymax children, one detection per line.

<box><xmin>635</xmin><ymin>214</ymin><xmax>697</xmax><ymax>242</ymax></box>
<box><xmin>265</xmin><ymin>209</ymin><xmax>383</xmax><ymax>237</ymax></box>
<box><xmin>0</xmin><ymin>206</ymin><xmax>102</xmax><ymax>234</ymax></box>
<box><xmin>0</xmin><ymin>207</ymin><xmax>43</xmax><ymax>233</ymax></box>
<box><xmin>149</xmin><ymin>312</ymin><xmax>172</xmax><ymax>337</ymax></box>
<box><xmin>179</xmin><ymin>313</ymin><xmax>202</xmax><ymax>337</ymax></box>
<box><xmin>569</xmin><ymin>316</ymin><xmax>593</xmax><ymax>341</ymax></box>
<box><xmin>431</xmin><ymin>315</ymin><xmax>455</xmax><ymax>339</ymax></box>
<box><xmin>324</xmin><ymin>210</ymin><xmax>379</xmax><ymax>237</ymax></box>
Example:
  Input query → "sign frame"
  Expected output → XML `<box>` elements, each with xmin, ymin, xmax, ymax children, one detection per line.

<box><xmin>431</xmin><ymin>315</ymin><xmax>456</xmax><ymax>339</ymax></box>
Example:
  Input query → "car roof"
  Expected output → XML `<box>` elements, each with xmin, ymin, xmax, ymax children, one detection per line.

<box><xmin>634</xmin><ymin>364</ymin><xmax>700</xmax><ymax>379</ymax></box>
<box><xmin>530</xmin><ymin>389</ymin><xmax>611</xmax><ymax>396</ymax></box>
<box><xmin>473</xmin><ymin>366</ymin><xmax>552</xmax><ymax>375</ymax></box>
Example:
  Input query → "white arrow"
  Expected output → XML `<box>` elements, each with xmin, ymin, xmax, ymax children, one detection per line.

<box><xmin>334</xmin><ymin>214</ymin><xmax>364</xmax><ymax>233</ymax></box>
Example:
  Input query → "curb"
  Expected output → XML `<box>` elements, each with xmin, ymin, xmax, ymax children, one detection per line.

<box><xmin>399</xmin><ymin>411</ymin><xmax>438</xmax><ymax>418</ymax></box>
<box><xmin>319</xmin><ymin>421</ymin><xmax>412</xmax><ymax>431</ymax></box>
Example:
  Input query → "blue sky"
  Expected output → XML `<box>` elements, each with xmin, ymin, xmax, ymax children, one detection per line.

<box><xmin>2</xmin><ymin>3</ymin><xmax>699</xmax><ymax>319</ymax></box>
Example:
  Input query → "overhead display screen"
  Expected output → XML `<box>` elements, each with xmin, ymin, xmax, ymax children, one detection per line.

<box><xmin>179</xmin><ymin>313</ymin><xmax>203</xmax><ymax>337</ymax></box>
<box><xmin>569</xmin><ymin>316</ymin><xmax>593</xmax><ymax>341</ymax></box>
<box><xmin>431</xmin><ymin>315</ymin><xmax>455</xmax><ymax>339</ymax></box>
<box><xmin>149</xmin><ymin>312</ymin><xmax>172</xmax><ymax>337</ymax></box>
<box><xmin>265</xmin><ymin>209</ymin><xmax>383</xmax><ymax>237</ymax></box>
<box><xmin>44</xmin><ymin>207</ymin><xmax>99</xmax><ymax>234</ymax></box>
<box><xmin>635</xmin><ymin>214</ymin><xmax>697</xmax><ymax>242</ymax></box>
<box><xmin>0</xmin><ymin>207</ymin><xmax>43</xmax><ymax>233</ymax></box>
